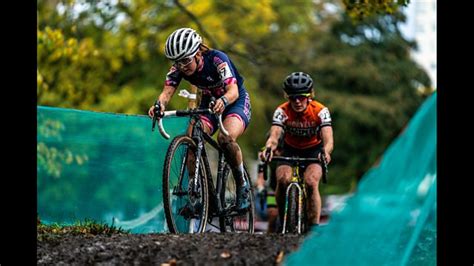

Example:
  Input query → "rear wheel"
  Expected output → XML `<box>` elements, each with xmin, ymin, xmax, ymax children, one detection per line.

<box><xmin>163</xmin><ymin>135</ymin><xmax>209</xmax><ymax>233</ymax></box>
<box><xmin>219</xmin><ymin>164</ymin><xmax>255</xmax><ymax>233</ymax></box>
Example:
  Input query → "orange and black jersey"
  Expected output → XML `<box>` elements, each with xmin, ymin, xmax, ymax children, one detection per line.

<box><xmin>272</xmin><ymin>100</ymin><xmax>332</xmax><ymax>149</ymax></box>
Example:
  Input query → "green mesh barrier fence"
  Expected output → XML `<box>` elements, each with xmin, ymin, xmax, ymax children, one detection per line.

<box><xmin>285</xmin><ymin>92</ymin><xmax>437</xmax><ymax>266</ymax></box>
<box><xmin>37</xmin><ymin>106</ymin><xmax>189</xmax><ymax>233</ymax></box>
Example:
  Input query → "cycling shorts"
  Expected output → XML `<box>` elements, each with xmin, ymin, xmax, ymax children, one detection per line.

<box><xmin>278</xmin><ymin>143</ymin><xmax>324</xmax><ymax>170</ymax></box>
<box><xmin>199</xmin><ymin>91</ymin><xmax>251</xmax><ymax>135</ymax></box>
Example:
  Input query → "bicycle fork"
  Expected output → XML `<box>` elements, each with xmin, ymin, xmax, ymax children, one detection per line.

<box><xmin>189</xmin><ymin>141</ymin><xmax>203</xmax><ymax>202</ymax></box>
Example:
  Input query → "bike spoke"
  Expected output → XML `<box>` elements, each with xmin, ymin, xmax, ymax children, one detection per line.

<box><xmin>164</xmin><ymin>136</ymin><xmax>208</xmax><ymax>234</ymax></box>
<box><xmin>219</xmin><ymin>165</ymin><xmax>254</xmax><ymax>233</ymax></box>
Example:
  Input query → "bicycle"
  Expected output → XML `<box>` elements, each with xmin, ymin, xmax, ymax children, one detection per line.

<box><xmin>263</xmin><ymin>152</ymin><xmax>328</xmax><ymax>234</ymax></box>
<box><xmin>152</xmin><ymin>99</ymin><xmax>255</xmax><ymax>234</ymax></box>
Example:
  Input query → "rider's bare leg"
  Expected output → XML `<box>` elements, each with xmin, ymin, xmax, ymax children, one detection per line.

<box><xmin>275</xmin><ymin>165</ymin><xmax>292</xmax><ymax>227</ymax></box>
<box><xmin>217</xmin><ymin>116</ymin><xmax>245</xmax><ymax>182</ymax></box>
<box><xmin>304</xmin><ymin>163</ymin><xmax>323</xmax><ymax>225</ymax></box>
<box><xmin>217</xmin><ymin>116</ymin><xmax>248</xmax><ymax>208</ymax></box>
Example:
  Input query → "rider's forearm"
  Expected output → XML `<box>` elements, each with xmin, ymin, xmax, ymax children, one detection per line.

<box><xmin>222</xmin><ymin>84</ymin><xmax>239</xmax><ymax>104</ymax></box>
<box><xmin>266</xmin><ymin>126</ymin><xmax>283</xmax><ymax>151</ymax></box>
<box><xmin>321</xmin><ymin>126</ymin><xmax>334</xmax><ymax>154</ymax></box>
<box><xmin>266</xmin><ymin>138</ymin><xmax>278</xmax><ymax>151</ymax></box>
<box><xmin>158</xmin><ymin>86</ymin><xmax>177</xmax><ymax>108</ymax></box>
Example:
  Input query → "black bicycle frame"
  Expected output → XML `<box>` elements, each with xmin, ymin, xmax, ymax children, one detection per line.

<box><xmin>189</xmin><ymin>115</ymin><xmax>230</xmax><ymax>216</ymax></box>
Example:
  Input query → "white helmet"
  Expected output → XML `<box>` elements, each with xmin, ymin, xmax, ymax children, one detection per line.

<box><xmin>164</xmin><ymin>28</ymin><xmax>202</xmax><ymax>61</ymax></box>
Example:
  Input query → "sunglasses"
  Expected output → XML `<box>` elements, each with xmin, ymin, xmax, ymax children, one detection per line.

<box><xmin>174</xmin><ymin>56</ymin><xmax>194</xmax><ymax>68</ymax></box>
<box><xmin>288</xmin><ymin>94</ymin><xmax>310</xmax><ymax>101</ymax></box>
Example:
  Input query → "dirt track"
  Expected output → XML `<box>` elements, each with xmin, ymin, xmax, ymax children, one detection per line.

<box><xmin>37</xmin><ymin>232</ymin><xmax>306</xmax><ymax>265</ymax></box>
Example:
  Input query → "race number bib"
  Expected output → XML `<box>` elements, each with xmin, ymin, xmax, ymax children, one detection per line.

<box><xmin>272</xmin><ymin>108</ymin><xmax>288</xmax><ymax>126</ymax></box>
<box><xmin>318</xmin><ymin>107</ymin><xmax>332</xmax><ymax>124</ymax></box>
<box><xmin>217</xmin><ymin>62</ymin><xmax>233</xmax><ymax>80</ymax></box>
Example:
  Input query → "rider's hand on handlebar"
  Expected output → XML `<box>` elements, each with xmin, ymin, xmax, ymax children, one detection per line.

<box><xmin>324</xmin><ymin>151</ymin><xmax>331</xmax><ymax>164</ymax></box>
<box><xmin>148</xmin><ymin>101</ymin><xmax>165</xmax><ymax>119</ymax></box>
<box><xmin>261</xmin><ymin>147</ymin><xmax>273</xmax><ymax>162</ymax></box>
<box><xmin>212</xmin><ymin>98</ymin><xmax>225</xmax><ymax>114</ymax></box>
<box><xmin>150</xmin><ymin>100</ymin><xmax>165</xmax><ymax>132</ymax></box>
<box><xmin>318</xmin><ymin>150</ymin><xmax>331</xmax><ymax>165</ymax></box>
<box><xmin>148</xmin><ymin>106</ymin><xmax>155</xmax><ymax>118</ymax></box>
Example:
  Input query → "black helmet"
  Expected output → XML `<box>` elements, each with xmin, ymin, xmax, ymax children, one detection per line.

<box><xmin>282</xmin><ymin>72</ymin><xmax>313</xmax><ymax>95</ymax></box>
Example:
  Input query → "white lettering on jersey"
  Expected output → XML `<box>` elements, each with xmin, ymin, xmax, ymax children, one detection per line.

<box><xmin>272</xmin><ymin>108</ymin><xmax>288</xmax><ymax>126</ymax></box>
<box><xmin>217</xmin><ymin>62</ymin><xmax>233</xmax><ymax>80</ymax></box>
<box><xmin>318</xmin><ymin>107</ymin><xmax>332</xmax><ymax>124</ymax></box>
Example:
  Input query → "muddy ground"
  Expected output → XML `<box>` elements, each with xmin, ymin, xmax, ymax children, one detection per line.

<box><xmin>37</xmin><ymin>232</ymin><xmax>308</xmax><ymax>265</ymax></box>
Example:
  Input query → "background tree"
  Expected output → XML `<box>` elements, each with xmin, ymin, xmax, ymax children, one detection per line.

<box><xmin>342</xmin><ymin>0</ymin><xmax>410</xmax><ymax>20</ymax></box>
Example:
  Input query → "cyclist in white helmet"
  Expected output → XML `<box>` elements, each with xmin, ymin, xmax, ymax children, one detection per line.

<box><xmin>148</xmin><ymin>28</ymin><xmax>252</xmax><ymax>210</ymax></box>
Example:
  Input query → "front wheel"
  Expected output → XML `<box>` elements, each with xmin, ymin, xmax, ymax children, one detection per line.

<box><xmin>163</xmin><ymin>135</ymin><xmax>209</xmax><ymax>233</ymax></box>
<box><xmin>284</xmin><ymin>185</ymin><xmax>301</xmax><ymax>234</ymax></box>
<box><xmin>219</xmin><ymin>164</ymin><xmax>255</xmax><ymax>233</ymax></box>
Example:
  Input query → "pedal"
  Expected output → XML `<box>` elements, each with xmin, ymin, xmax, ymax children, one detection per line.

<box><xmin>178</xmin><ymin>205</ymin><xmax>194</xmax><ymax>220</ymax></box>
<box><xmin>178</xmin><ymin>203</ymin><xmax>202</xmax><ymax>220</ymax></box>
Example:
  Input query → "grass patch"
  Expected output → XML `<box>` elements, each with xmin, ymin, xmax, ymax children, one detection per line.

<box><xmin>37</xmin><ymin>215</ymin><xmax>130</xmax><ymax>241</ymax></box>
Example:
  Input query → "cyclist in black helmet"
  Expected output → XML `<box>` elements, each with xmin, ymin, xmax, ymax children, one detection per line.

<box><xmin>148</xmin><ymin>28</ymin><xmax>252</xmax><ymax>210</ymax></box>
<box><xmin>261</xmin><ymin>72</ymin><xmax>334</xmax><ymax>228</ymax></box>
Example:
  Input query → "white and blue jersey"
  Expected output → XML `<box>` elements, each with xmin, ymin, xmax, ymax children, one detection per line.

<box><xmin>165</xmin><ymin>49</ymin><xmax>251</xmax><ymax>134</ymax></box>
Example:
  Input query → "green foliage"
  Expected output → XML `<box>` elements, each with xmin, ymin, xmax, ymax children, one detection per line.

<box><xmin>38</xmin><ymin>0</ymin><xmax>431</xmax><ymax>194</ymax></box>
<box><xmin>37</xmin><ymin>113</ymin><xmax>89</xmax><ymax>178</ymax></box>
<box><xmin>342</xmin><ymin>0</ymin><xmax>410</xmax><ymax>20</ymax></box>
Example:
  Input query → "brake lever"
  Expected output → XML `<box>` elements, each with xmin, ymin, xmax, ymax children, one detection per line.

<box><xmin>207</xmin><ymin>96</ymin><xmax>230</xmax><ymax>136</ymax></box>
<box><xmin>152</xmin><ymin>115</ymin><xmax>157</xmax><ymax>131</ymax></box>
<box><xmin>208</xmin><ymin>97</ymin><xmax>216</xmax><ymax>109</ymax></box>
<box><xmin>151</xmin><ymin>100</ymin><xmax>162</xmax><ymax>131</ymax></box>
<box><xmin>264</xmin><ymin>147</ymin><xmax>272</xmax><ymax>163</ymax></box>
